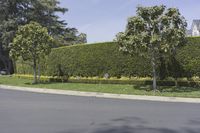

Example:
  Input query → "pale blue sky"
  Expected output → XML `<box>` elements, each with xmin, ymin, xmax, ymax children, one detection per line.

<box><xmin>59</xmin><ymin>0</ymin><xmax>200</xmax><ymax>43</ymax></box>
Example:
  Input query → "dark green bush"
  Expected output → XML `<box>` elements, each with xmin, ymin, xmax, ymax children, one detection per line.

<box><xmin>177</xmin><ymin>81</ymin><xmax>200</xmax><ymax>87</ymax></box>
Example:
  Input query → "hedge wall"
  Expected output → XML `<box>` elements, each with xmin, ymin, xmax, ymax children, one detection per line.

<box><xmin>16</xmin><ymin>37</ymin><xmax>200</xmax><ymax>78</ymax></box>
<box><xmin>47</xmin><ymin>42</ymin><xmax>151</xmax><ymax>77</ymax></box>
<box><xmin>16</xmin><ymin>57</ymin><xmax>47</xmax><ymax>75</ymax></box>
<box><xmin>176</xmin><ymin>37</ymin><xmax>200</xmax><ymax>77</ymax></box>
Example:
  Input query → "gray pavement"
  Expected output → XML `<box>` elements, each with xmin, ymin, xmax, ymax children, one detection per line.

<box><xmin>0</xmin><ymin>88</ymin><xmax>200</xmax><ymax>133</ymax></box>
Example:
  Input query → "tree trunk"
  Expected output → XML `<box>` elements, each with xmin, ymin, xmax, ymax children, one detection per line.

<box><xmin>0</xmin><ymin>55</ymin><xmax>10</xmax><ymax>74</ymax></box>
<box><xmin>0</xmin><ymin>56</ymin><xmax>7</xmax><ymax>70</ymax></box>
<box><xmin>7</xmin><ymin>59</ymin><xmax>12</xmax><ymax>75</ymax></box>
<box><xmin>151</xmin><ymin>55</ymin><xmax>157</xmax><ymax>91</ymax></box>
<box><xmin>38</xmin><ymin>63</ymin><xmax>40</xmax><ymax>83</ymax></box>
<box><xmin>33</xmin><ymin>58</ymin><xmax>37</xmax><ymax>84</ymax></box>
<box><xmin>175</xmin><ymin>78</ymin><xmax>179</xmax><ymax>87</ymax></box>
<box><xmin>13</xmin><ymin>60</ymin><xmax>17</xmax><ymax>74</ymax></box>
<box><xmin>0</xmin><ymin>55</ymin><xmax>14</xmax><ymax>75</ymax></box>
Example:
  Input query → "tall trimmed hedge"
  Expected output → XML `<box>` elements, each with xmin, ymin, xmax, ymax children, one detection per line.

<box><xmin>16</xmin><ymin>37</ymin><xmax>200</xmax><ymax>78</ymax></box>
<box><xmin>176</xmin><ymin>37</ymin><xmax>200</xmax><ymax>77</ymax></box>
<box><xmin>47</xmin><ymin>42</ymin><xmax>151</xmax><ymax>77</ymax></box>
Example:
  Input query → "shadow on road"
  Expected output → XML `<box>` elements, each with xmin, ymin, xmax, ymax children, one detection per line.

<box><xmin>59</xmin><ymin>116</ymin><xmax>179</xmax><ymax>133</ymax></box>
<box><xmin>59</xmin><ymin>116</ymin><xmax>200</xmax><ymax>133</ymax></box>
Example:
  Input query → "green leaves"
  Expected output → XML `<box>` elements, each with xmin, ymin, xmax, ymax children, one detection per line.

<box><xmin>137</xmin><ymin>5</ymin><xmax>166</xmax><ymax>21</ymax></box>
<box><xmin>116</xmin><ymin>5</ymin><xmax>187</xmax><ymax>58</ymax></box>
<box><xmin>177</xmin><ymin>37</ymin><xmax>200</xmax><ymax>77</ymax></box>
<box><xmin>10</xmin><ymin>22</ymin><xmax>53</xmax><ymax>82</ymax></box>
<box><xmin>44</xmin><ymin>42</ymin><xmax>151</xmax><ymax>77</ymax></box>
<box><xmin>126</xmin><ymin>6</ymin><xmax>185</xmax><ymax>50</ymax></box>
<box><xmin>10</xmin><ymin>22</ymin><xmax>53</xmax><ymax>62</ymax></box>
<box><xmin>116</xmin><ymin>5</ymin><xmax>187</xmax><ymax>89</ymax></box>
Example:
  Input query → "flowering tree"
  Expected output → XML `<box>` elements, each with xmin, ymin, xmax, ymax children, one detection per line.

<box><xmin>116</xmin><ymin>5</ymin><xmax>187</xmax><ymax>90</ymax></box>
<box><xmin>10</xmin><ymin>22</ymin><xmax>53</xmax><ymax>83</ymax></box>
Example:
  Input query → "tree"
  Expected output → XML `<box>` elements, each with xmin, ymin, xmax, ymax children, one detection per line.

<box><xmin>56</xmin><ymin>28</ymin><xmax>87</xmax><ymax>46</ymax></box>
<box><xmin>0</xmin><ymin>0</ymin><xmax>68</xmax><ymax>38</ymax></box>
<box><xmin>24</xmin><ymin>0</ymin><xmax>68</xmax><ymax>36</ymax></box>
<box><xmin>0</xmin><ymin>0</ymin><xmax>24</xmax><ymax>74</ymax></box>
<box><xmin>77</xmin><ymin>33</ymin><xmax>87</xmax><ymax>44</ymax></box>
<box><xmin>116</xmin><ymin>5</ymin><xmax>187</xmax><ymax>91</ymax></box>
<box><xmin>0</xmin><ymin>0</ymin><xmax>86</xmax><ymax>73</ymax></box>
<box><xmin>0</xmin><ymin>0</ymin><xmax>63</xmax><ymax>73</ymax></box>
<box><xmin>10</xmin><ymin>22</ymin><xmax>53</xmax><ymax>83</ymax></box>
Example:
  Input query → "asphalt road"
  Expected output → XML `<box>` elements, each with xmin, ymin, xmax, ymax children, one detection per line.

<box><xmin>0</xmin><ymin>88</ymin><xmax>200</xmax><ymax>133</ymax></box>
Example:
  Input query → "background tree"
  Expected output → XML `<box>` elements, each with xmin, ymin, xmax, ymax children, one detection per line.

<box><xmin>10</xmin><ymin>22</ymin><xmax>53</xmax><ymax>83</ymax></box>
<box><xmin>116</xmin><ymin>5</ymin><xmax>187</xmax><ymax>91</ymax></box>
<box><xmin>0</xmin><ymin>0</ymin><xmax>86</xmax><ymax>73</ymax></box>
<box><xmin>55</xmin><ymin>28</ymin><xmax>87</xmax><ymax>46</ymax></box>
<box><xmin>0</xmin><ymin>0</ymin><xmax>24</xmax><ymax>74</ymax></box>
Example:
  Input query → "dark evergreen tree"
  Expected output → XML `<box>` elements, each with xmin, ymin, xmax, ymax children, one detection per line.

<box><xmin>0</xmin><ymin>0</ymin><xmax>87</xmax><ymax>73</ymax></box>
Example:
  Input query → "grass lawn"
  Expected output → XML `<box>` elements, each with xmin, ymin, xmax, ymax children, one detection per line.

<box><xmin>0</xmin><ymin>76</ymin><xmax>200</xmax><ymax>98</ymax></box>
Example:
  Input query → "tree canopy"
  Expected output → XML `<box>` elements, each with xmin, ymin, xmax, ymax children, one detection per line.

<box><xmin>116</xmin><ymin>5</ymin><xmax>187</xmax><ymax>90</ymax></box>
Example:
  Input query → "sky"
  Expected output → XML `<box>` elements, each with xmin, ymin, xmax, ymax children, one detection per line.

<box><xmin>59</xmin><ymin>0</ymin><xmax>200</xmax><ymax>43</ymax></box>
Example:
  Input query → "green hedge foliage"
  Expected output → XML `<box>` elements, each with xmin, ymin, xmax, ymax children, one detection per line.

<box><xmin>16</xmin><ymin>57</ymin><xmax>47</xmax><ymax>75</ymax></box>
<box><xmin>176</xmin><ymin>37</ymin><xmax>200</xmax><ymax>77</ymax></box>
<box><xmin>46</xmin><ymin>42</ymin><xmax>151</xmax><ymax>77</ymax></box>
<box><xmin>16</xmin><ymin>37</ymin><xmax>200</xmax><ymax>79</ymax></box>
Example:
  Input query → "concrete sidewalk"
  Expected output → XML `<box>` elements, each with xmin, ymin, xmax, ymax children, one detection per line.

<box><xmin>0</xmin><ymin>84</ymin><xmax>200</xmax><ymax>103</ymax></box>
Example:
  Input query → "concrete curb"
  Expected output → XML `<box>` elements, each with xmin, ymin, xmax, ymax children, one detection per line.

<box><xmin>0</xmin><ymin>85</ymin><xmax>200</xmax><ymax>103</ymax></box>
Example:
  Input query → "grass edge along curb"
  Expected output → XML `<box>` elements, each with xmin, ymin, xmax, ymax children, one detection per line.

<box><xmin>14</xmin><ymin>74</ymin><xmax>200</xmax><ymax>87</ymax></box>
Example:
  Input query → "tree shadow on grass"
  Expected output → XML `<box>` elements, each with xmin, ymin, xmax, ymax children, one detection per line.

<box><xmin>157</xmin><ymin>86</ymin><xmax>200</xmax><ymax>93</ymax></box>
<box><xmin>133</xmin><ymin>85</ymin><xmax>152</xmax><ymax>91</ymax></box>
<box><xmin>133</xmin><ymin>85</ymin><xmax>200</xmax><ymax>94</ymax></box>
<box><xmin>24</xmin><ymin>81</ymin><xmax>65</xmax><ymax>85</ymax></box>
